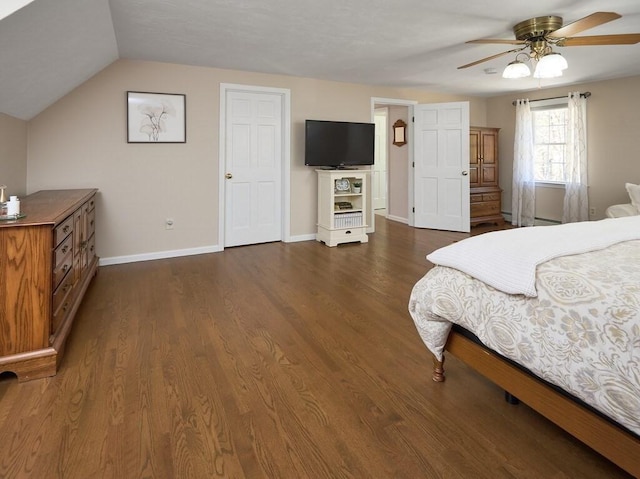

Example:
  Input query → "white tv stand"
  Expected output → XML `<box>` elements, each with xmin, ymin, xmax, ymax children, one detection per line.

<box><xmin>316</xmin><ymin>169</ymin><xmax>369</xmax><ymax>247</ymax></box>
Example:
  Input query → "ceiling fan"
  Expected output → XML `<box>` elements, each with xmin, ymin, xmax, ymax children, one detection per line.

<box><xmin>458</xmin><ymin>12</ymin><xmax>640</xmax><ymax>78</ymax></box>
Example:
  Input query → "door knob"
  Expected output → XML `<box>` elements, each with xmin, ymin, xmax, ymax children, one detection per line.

<box><xmin>461</xmin><ymin>171</ymin><xmax>469</xmax><ymax>176</ymax></box>
<box><xmin>225</xmin><ymin>173</ymin><xmax>233</xmax><ymax>179</ymax></box>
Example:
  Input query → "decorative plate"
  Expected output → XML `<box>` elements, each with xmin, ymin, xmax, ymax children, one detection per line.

<box><xmin>335</xmin><ymin>178</ymin><xmax>350</xmax><ymax>192</ymax></box>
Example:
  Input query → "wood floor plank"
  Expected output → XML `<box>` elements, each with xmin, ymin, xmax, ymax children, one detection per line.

<box><xmin>0</xmin><ymin>216</ymin><xmax>633</xmax><ymax>478</ymax></box>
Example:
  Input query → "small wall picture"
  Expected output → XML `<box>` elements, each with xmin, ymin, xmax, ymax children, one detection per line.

<box><xmin>127</xmin><ymin>91</ymin><xmax>186</xmax><ymax>143</ymax></box>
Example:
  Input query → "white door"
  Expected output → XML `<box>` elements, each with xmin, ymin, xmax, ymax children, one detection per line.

<box><xmin>413</xmin><ymin>102</ymin><xmax>470</xmax><ymax>232</ymax></box>
<box><xmin>373</xmin><ymin>108</ymin><xmax>388</xmax><ymax>210</ymax></box>
<box><xmin>224</xmin><ymin>91</ymin><xmax>282</xmax><ymax>247</ymax></box>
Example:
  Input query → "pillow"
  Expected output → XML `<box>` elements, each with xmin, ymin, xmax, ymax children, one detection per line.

<box><xmin>626</xmin><ymin>183</ymin><xmax>640</xmax><ymax>212</ymax></box>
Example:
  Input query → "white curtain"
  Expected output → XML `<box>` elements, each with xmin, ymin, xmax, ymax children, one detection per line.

<box><xmin>512</xmin><ymin>99</ymin><xmax>536</xmax><ymax>227</ymax></box>
<box><xmin>563</xmin><ymin>92</ymin><xmax>589</xmax><ymax>223</ymax></box>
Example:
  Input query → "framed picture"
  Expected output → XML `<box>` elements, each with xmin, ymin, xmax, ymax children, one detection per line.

<box><xmin>127</xmin><ymin>91</ymin><xmax>186</xmax><ymax>143</ymax></box>
<box><xmin>392</xmin><ymin>119</ymin><xmax>407</xmax><ymax>147</ymax></box>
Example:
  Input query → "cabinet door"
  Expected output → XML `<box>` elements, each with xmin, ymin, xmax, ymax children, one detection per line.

<box><xmin>480</xmin><ymin>130</ymin><xmax>498</xmax><ymax>187</ymax></box>
<box><xmin>469</xmin><ymin>129</ymin><xmax>481</xmax><ymax>188</ymax></box>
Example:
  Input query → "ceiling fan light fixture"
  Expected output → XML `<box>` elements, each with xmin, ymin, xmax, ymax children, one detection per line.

<box><xmin>460</xmin><ymin>11</ymin><xmax>639</xmax><ymax>80</ymax></box>
<box><xmin>502</xmin><ymin>59</ymin><xmax>531</xmax><ymax>79</ymax></box>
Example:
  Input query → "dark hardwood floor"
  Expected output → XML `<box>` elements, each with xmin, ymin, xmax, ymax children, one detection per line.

<box><xmin>0</xmin><ymin>216</ymin><xmax>631</xmax><ymax>478</ymax></box>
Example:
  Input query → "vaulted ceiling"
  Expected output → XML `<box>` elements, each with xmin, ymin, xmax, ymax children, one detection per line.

<box><xmin>1</xmin><ymin>0</ymin><xmax>639</xmax><ymax>120</ymax></box>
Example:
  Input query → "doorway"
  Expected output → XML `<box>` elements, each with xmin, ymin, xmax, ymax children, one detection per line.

<box><xmin>371</xmin><ymin>98</ymin><xmax>415</xmax><ymax>225</ymax></box>
<box><xmin>371</xmin><ymin>97</ymin><xmax>470</xmax><ymax>232</ymax></box>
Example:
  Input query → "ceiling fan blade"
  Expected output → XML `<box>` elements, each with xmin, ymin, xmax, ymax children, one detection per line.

<box><xmin>559</xmin><ymin>33</ymin><xmax>640</xmax><ymax>46</ymax></box>
<box><xmin>548</xmin><ymin>12</ymin><xmax>621</xmax><ymax>38</ymax></box>
<box><xmin>457</xmin><ymin>48</ymin><xmax>522</xmax><ymax>69</ymax></box>
<box><xmin>466</xmin><ymin>39</ymin><xmax>526</xmax><ymax>45</ymax></box>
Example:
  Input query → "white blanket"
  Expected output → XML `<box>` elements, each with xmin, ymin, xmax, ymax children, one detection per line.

<box><xmin>426</xmin><ymin>215</ymin><xmax>640</xmax><ymax>297</ymax></box>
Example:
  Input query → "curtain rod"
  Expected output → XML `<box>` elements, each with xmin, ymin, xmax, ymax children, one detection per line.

<box><xmin>512</xmin><ymin>91</ymin><xmax>591</xmax><ymax>106</ymax></box>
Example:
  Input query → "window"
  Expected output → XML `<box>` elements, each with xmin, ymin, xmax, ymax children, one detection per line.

<box><xmin>532</xmin><ymin>104</ymin><xmax>568</xmax><ymax>183</ymax></box>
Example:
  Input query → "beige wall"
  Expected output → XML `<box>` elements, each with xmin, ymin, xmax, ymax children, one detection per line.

<box><xmin>0</xmin><ymin>113</ymin><xmax>27</xmax><ymax>198</ymax></box>
<box><xmin>27</xmin><ymin>59</ymin><xmax>487</xmax><ymax>260</ymax></box>
<box><xmin>487</xmin><ymin>75</ymin><xmax>640</xmax><ymax>222</ymax></box>
<box><xmin>387</xmin><ymin>105</ymin><xmax>410</xmax><ymax>220</ymax></box>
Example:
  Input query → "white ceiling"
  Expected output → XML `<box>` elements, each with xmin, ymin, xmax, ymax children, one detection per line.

<box><xmin>1</xmin><ymin>0</ymin><xmax>639</xmax><ymax>120</ymax></box>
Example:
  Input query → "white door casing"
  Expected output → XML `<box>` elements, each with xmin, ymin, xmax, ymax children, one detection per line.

<box><xmin>373</xmin><ymin>108</ymin><xmax>388</xmax><ymax>211</ymax></box>
<box><xmin>413</xmin><ymin>102</ymin><xmax>470</xmax><ymax>232</ymax></box>
<box><xmin>220</xmin><ymin>85</ymin><xmax>291</xmax><ymax>247</ymax></box>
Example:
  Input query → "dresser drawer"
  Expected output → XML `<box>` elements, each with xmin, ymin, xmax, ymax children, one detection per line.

<box><xmin>330</xmin><ymin>227</ymin><xmax>366</xmax><ymax>241</ymax></box>
<box><xmin>86</xmin><ymin>195</ymin><xmax>96</xmax><ymax>213</ymax></box>
<box><xmin>87</xmin><ymin>234</ymin><xmax>96</xmax><ymax>262</ymax></box>
<box><xmin>482</xmin><ymin>192</ymin><xmax>501</xmax><ymax>202</ymax></box>
<box><xmin>51</xmin><ymin>287</ymin><xmax>73</xmax><ymax>336</ymax></box>
<box><xmin>87</xmin><ymin>207</ymin><xmax>96</xmax><ymax>237</ymax></box>
<box><xmin>471</xmin><ymin>201</ymin><xmax>500</xmax><ymax>217</ymax></box>
<box><xmin>53</xmin><ymin>250</ymin><xmax>73</xmax><ymax>290</ymax></box>
<box><xmin>52</xmin><ymin>268</ymin><xmax>74</xmax><ymax>319</ymax></box>
<box><xmin>470</xmin><ymin>194</ymin><xmax>483</xmax><ymax>203</ymax></box>
<box><xmin>54</xmin><ymin>215</ymin><xmax>74</xmax><ymax>247</ymax></box>
<box><xmin>54</xmin><ymin>234</ymin><xmax>73</xmax><ymax>268</ymax></box>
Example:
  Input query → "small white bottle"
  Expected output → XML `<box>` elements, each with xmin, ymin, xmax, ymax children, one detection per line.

<box><xmin>7</xmin><ymin>196</ymin><xmax>20</xmax><ymax>217</ymax></box>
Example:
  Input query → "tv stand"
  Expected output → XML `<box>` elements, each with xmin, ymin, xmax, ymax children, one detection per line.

<box><xmin>316</xmin><ymin>169</ymin><xmax>369</xmax><ymax>247</ymax></box>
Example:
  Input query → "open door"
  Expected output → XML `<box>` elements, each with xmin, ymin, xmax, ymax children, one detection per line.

<box><xmin>413</xmin><ymin>102</ymin><xmax>470</xmax><ymax>232</ymax></box>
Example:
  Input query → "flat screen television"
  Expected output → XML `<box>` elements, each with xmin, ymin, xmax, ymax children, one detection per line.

<box><xmin>304</xmin><ymin>120</ymin><xmax>375</xmax><ymax>168</ymax></box>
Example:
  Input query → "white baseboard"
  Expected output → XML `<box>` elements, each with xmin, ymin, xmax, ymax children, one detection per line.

<box><xmin>100</xmin><ymin>244</ymin><xmax>223</xmax><ymax>266</ymax></box>
<box><xmin>286</xmin><ymin>234</ymin><xmax>317</xmax><ymax>242</ymax></box>
<box><xmin>99</xmin><ymin>235</ymin><xmax>319</xmax><ymax>266</ymax></box>
<box><xmin>385</xmin><ymin>214</ymin><xmax>408</xmax><ymax>224</ymax></box>
<box><xmin>502</xmin><ymin>212</ymin><xmax>561</xmax><ymax>226</ymax></box>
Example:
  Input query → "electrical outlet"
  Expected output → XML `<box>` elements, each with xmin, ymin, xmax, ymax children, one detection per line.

<box><xmin>165</xmin><ymin>218</ymin><xmax>174</xmax><ymax>230</ymax></box>
<box><xmin>589</xmin><ymin>207</ymin><xmax>596</xmax><ymax>216</ymax></box>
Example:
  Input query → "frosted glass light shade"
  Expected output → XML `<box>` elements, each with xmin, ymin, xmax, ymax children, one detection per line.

<box><xmin>502</xmin><ymin>60</ymin><xmax>531</xmax><ymax>79</ymax></box>
<box><xmin>543</xmin><ymin>52</ymin><xmax>568</xmax><ymax>70</ymax></box>
<box><xmin>533</xmin><ymin>53</ymin><xmax>567</xmax><ymax>78</ymax></box>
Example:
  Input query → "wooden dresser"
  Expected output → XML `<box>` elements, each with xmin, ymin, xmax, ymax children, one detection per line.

<box><xmin>0</xmin><ymin>189</ymin><xmax>98</xmax><ymax>381</ymax></box>
<box><xmin>469</xmin><ymin>127</ymin><xmax>504</xmax><ymax>227</ymax></box>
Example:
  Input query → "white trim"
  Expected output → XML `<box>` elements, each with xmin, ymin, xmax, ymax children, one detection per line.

<box><xmin>535</xmin><ymin>181</ymin><xmax>566</xmax><ymax>189</ymax></box>
<box><xmin>386</xmin><ymin>214</ymin><xmax>408</xmax><ymax>224</ymax></box>
<box><xmin>530</xmin><ymin>97</ymin><xmax>568</xmax><ymax>110</ymax></box>
<box><xmin>371</xmin><ymin>97</ymin><xmax>418</xmax><ymax>108</ymax></box>
<box><xmin>219</xmin><ymin>83</ymin><xmax>291</xmax><ymax>250</ymax></box>
<box><xmin>100</xmin><ymin>245</ymin><xmax>223</xmax><ymax>266</ymax></box>
<box><xmin>286</xmin><ymin>233</ymin><xmax>317</xmax><ymax>243</ymax></box>
<box><xmin>502</xmin><ymin>212</ymin><xmax>560</xmax><ymax>226</ymax></box>
<box><xmin>373</xmin><ymin>107</ymin><xmax>389</xmax><ymax>215</ymax></box>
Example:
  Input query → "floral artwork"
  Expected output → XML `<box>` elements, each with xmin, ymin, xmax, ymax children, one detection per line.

<box><xmin>127</xmin><ymin>92</ymin><xmax>186</xmax><ymax>143</ymax></box>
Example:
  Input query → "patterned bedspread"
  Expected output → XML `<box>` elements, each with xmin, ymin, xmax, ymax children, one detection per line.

<box><xmin>408</xmin><ymin>239</ymin><xmax>640</xmax><ymax>436</ymax></box>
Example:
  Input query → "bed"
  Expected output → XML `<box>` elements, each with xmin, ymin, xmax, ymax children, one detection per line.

<box><xmin>408</xmin><ymin>216</ymin><xmax>640</xmax><ymax>477</ymax></box>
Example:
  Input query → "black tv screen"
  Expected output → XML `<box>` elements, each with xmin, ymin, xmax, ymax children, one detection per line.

<box><xmin>305</xmin><ymin>120</ymin><xmax>375</xmax><ymax>167</ymax></box>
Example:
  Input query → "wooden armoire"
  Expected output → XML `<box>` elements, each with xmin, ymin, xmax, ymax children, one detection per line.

<box><xmin>469</xmin><ymin>127</ymin><xmax>504</xmax><ymax>227</ymax></box>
